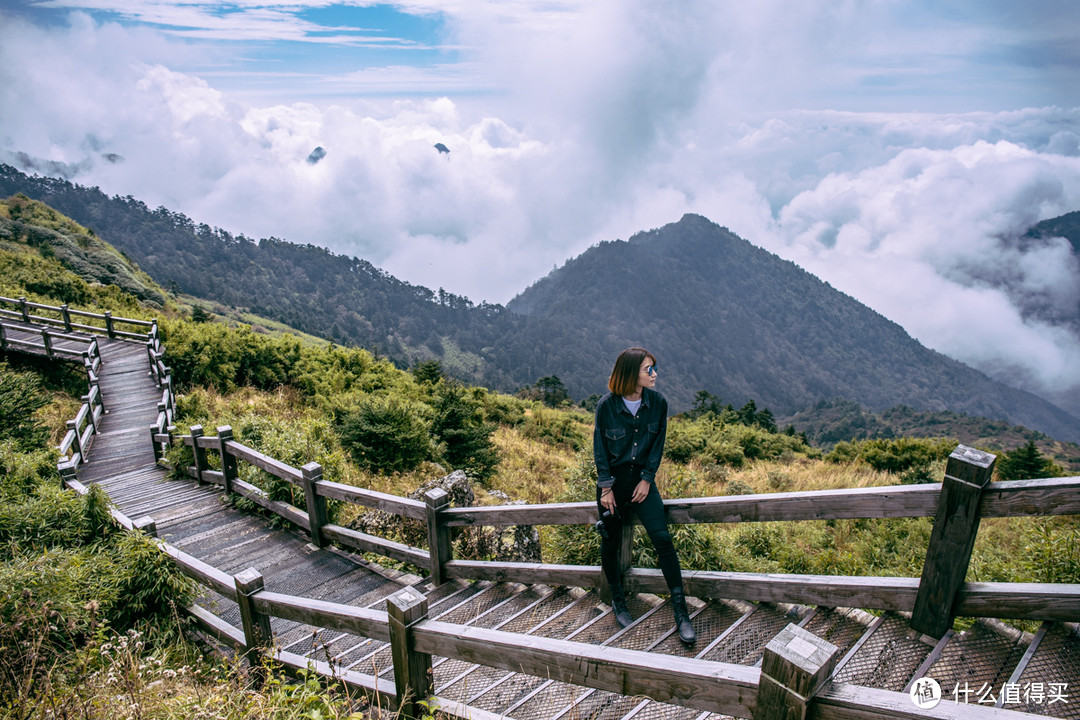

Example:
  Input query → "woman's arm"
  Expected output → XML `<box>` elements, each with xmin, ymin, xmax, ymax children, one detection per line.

<box><xmin>594</xmin><ymin>402</ymin><xmax>615</xmax><ymax>489</ymax></box>
<box><xmin>640</xmin><ymin>395</ymin><xmax>667</xmax><ymax>486</ymax></box>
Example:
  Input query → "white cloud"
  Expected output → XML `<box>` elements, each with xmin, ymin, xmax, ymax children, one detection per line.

<box><xmin>2</xmin><ymin>2</ymin><xmax>1080</xmax><ymax>411</ymax></box>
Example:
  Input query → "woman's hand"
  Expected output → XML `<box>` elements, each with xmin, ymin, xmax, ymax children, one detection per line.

<box><xmin>600</xmin><ymin>488</ymin><xmax>616</xmax><ymax>513</ymax></box>
<box><xmin>631</xmin><ymin>479</ymin><xmax>651</xmax><ymax>504</ymax></box>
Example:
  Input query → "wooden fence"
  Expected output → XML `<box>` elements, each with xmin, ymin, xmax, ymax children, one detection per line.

<box><xmin>162</xmin><ymin>428</ymin><xmax>1080</xmax><ymax>633</ymax></box>
<box><xmin>136</xmin><ymin>424</ymin><xmax>1074</xmax><ymax>720</ymax></box>
<box><xmin>0</xmin><ymin>294</ymin><xmax>156</xmax><ymax>341</ymax></box>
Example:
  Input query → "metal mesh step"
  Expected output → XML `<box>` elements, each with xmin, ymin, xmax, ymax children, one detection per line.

<box><xmin>1006</xmin><ymin>623</ymin><xmax>1080</xmax><ymax>718</ymax></box>
<box><xmin>468</xmin><ymin>594</ymin><xmax>655</xmax><ymax>714</ymax></box>
<box><xmin>831</xmin><ymin>612</ymin><xmax>935</xmax><ymax>692</ymax></box>
<box><xmin>700</xmin><ymin>603</ymin><xmax>794</xmax><ymax>666</ymax></box>
<box><xmin>437</xmin><ymin>589</ymin><xmax>599</xmax><ymax>706</ymax></box>
<box><xmin>800</xmin><ymin>607</ymin><xmax>871</xmax><ymax>660</ymax></box>
<box><xmin>926</xmin><ymin>620</ymin><xmax>1029</xmax><ymax>702</ymax></box>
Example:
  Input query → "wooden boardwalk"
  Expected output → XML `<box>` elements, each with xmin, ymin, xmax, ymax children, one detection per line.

<box><xmin>73</xmin><ymin>337</ymin><xmax>409</xmax><ymax>653</ymax></box>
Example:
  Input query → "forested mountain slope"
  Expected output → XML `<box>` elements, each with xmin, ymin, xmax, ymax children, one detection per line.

<box><xmin>3</xmin><ymin>164</ymin><xmax>1077</xmax><ymax>441</ymax></box>
<box><xmin>508</xmin><ymin>214</ymin><xmax>1080</xmax><ymax>442</ymax></box>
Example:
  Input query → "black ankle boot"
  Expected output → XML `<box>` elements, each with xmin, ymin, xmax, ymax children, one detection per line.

<box><xmin>671</xmin><ymin>587</ymin><xmax>696</xmax><ymax>645</ymax></box>
<box><xmin>612</xmin><ymin>596</ymin><xmax>634</xmax><ymax>629</ymax></box>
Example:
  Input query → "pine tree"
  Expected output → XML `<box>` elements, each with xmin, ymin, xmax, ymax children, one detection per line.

<box><xmin>997</xmin><ymin>440</ymin><xmax>1053</xmax><ymax>481</ymax></box>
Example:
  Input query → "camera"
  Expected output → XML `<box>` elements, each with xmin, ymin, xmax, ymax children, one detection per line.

<box><xmin>595</xmin><ymin>507</ymin><xmax>619</xmax><ymax>540</ymax></box>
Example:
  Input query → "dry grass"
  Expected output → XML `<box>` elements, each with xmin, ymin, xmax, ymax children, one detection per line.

<box><xmin>485</xmin><ymin>425</ymin><xmax>580</xmax><ymax>505</ymax></box>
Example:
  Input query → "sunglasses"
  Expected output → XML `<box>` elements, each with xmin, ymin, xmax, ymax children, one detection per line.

<box><xmin>643</xmin><ymin>364</ymin><xmax>657</xmax><ymax>376</ymax></box>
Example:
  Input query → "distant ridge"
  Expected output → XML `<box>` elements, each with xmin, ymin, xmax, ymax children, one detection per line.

<box><xmin>2</xmin><ymin>164</ymin><xmax>1077</xmax><ymax>441</ymax></box>
<box><xmin>507</xmin><ymin>214</ymin><xmax>1080</xmax><ymax>442</ymax></box>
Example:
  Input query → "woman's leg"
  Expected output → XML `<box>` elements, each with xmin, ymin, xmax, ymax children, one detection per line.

<box><xmin>633</xmin><ymin>484</ymin><xmax>696</xmax><ymax>644</ymax></box>
<box><xmin>633</xmin><ymin>484</ymin><xmax>684</xmax><ymax>590</ymax></box>
<box><xmin>596</xmin><ymin>486</ymin><xmax>626</xmax><ymax>597</ymax></box>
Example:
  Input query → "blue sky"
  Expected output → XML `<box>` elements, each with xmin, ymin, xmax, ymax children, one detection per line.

<box><xmin>1</xmin><ymin>1</ymin><xmax>1080</xmax><ymax>410</ymax></box>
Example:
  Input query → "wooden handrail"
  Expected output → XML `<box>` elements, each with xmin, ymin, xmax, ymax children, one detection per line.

<box><xmin>160</xmin><ymin>423</ymin><xmax>1080</xmax><ymax>625</ymax></box>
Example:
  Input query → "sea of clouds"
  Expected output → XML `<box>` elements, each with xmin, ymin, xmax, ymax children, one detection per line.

<box><xmin>2</xmin><ymin>2</ymin><xmax>1078</xmax><ymax>412</ymax></box>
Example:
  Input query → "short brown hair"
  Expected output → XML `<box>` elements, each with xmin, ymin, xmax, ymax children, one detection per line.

<box><xmin>608</xmin><ymin>347</ymin><xmax>656</xmax><ymax>396</ymax></box>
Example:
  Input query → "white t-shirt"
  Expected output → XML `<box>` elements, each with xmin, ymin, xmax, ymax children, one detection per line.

<box><xmin>623</xmin><ymin>397</ymin><xmax>642</xmax><ymax>416</ymax></box>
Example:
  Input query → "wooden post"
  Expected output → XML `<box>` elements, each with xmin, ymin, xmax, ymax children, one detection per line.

<box><xmin>58</xmin><ymin>461</ymin><xmax>77</xmax><ymax>490</ymax></box>
<box><xmin>425</xmin><ymin>488</ymin><xmax>452</xmax><ymax>585</ymax></box>
<box><xmin>104</xmin><ymin>311</ymin><xmax>114</xmax><ymax>338</ymax></box>
<box><xmin>67</xmin><ymin>419</ymin><xmax>83</xmax><ymax>464</ymax></box>
<box><xmin>753</xmin><ymin>623</ymin><xmax>840</xmax><ymax>720</ymax></box>
<box><xmin>61</xmin><ymin>304</ymin><xmax>72</xmax><ymax>332</ymax></box>
<box><xmin>83</xmin><ymin>393</ymin><xmax>97</xmax><ymax>434</ymax></box>
<box><xmin>387</xmin><ymin>587</ymin><xmax>432</xmax><ymax>719</ymax></box>
<box><xmin>217</xmin><ymin>425</ymin><xmax>238</xmax><ymax>496</ymax></box>
<box><xmin>133</xmin><ymin>516</ymin><xmax>157</xmax><ymax>538</ymax></box>
<box><xmin>190</xmin><ymin>425</ymin><xmax>207</xmax><ymax>484</ymax></box>
<box><xmin>164</xmin><ymin>374</ymin><xmax>176</xmax><ymax>420</ymax></box>
<box><xmin>41</xmin><ymin>328</ymin><xmax>53</xmax><ymax>358</ymax></box>
<box><xmin>235</xmin><ymin>568</ymin><xmax>273</xmax><ymax>669</ymax></box>
<box><xmin>146</xmin><ymin>341</ymin><xmax>157</xmax><ymax>382</ymax></box>
<box><xmin>150</xmin><ymin>423</ymin><xmax>162</xmax><ymax>463</ymax></box>
<box><xmin>910</xmin><ymin>444</ymin><xmax>996</xmax><ymax>638</ymax></box>
<box><xmin>302</xmin><ymin>462</ymin><xmax>328</xmax><ymax>548</ymax></box>
<box><xmin>0</xmin><ymin>322</ymin><xmax>6</xmax><ymax>351</ymax></box>
<box><xmin>19</xmin><ymin>296</ymin><xmax>29</xmax><ymax>322</ymax></box>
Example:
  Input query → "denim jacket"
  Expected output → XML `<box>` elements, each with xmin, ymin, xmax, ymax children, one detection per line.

<box><xmin>593</xmin><ymin>387</ymin><xmax>668</xmax><ymax>489</ymax></box>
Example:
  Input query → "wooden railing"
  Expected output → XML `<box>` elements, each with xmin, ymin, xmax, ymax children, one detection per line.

<box><xmin>1</xmin><ymin>302</ymin><xmax>165</xmax><ymax>475</ymax></box>
<box><xmin>0</xmin><ymin>294</ymin><xmax>156</xmax><ymax>341</ymax></box>
<box><xmin>141</xmin><ymin>426</ymin><xmax>1078</xmax><ymax>720</ymax></box>
<box><xmin>159</xmin><ymin>428</ymin><xmax>1080</xmax><ymax>633</ymax></box>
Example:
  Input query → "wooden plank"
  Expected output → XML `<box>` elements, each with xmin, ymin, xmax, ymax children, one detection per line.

<box><xmin>440</xmin><ymin>485</ymin><xmax>944</xmax><ymax>528</ymax></box>
<box><xmin>444</xmin><ymin>560</ymin><xmax>603</xmax><ymax>588</ymax></box>
<box><xmin>187</xmin><ymin>603</ymin><xmax>246</xmax><ymax>651</ymax></box>
<box><xmin>321</xmin><ymin>524</ymin><xmax>431</xmax><ymax>569</ymax></box>
<box><xmin>811</xmin><ymin>682</ymin><xmax>1036</xmax><ymax>719</ymax></box>
<box><xmin>954</xmin><ymin>582</ymin><xmax>1080</xmax><ymax>622</ymax></box>
<box><xmin>411</xmin><ymin>620</ymin><xmax>760</xmax><ymax>717</ymax></box>
<box><xmin>274</xmin><ymin>649</ymin><xmax>395</xmax><ymax>708</ymax></box>
<box><xmin>225</xmin><ymin>440</ymin><xmax>303</xmax><ymax>484</ymax></box>
<box><xmin>232</xmin><ymin>478</ymin><xmax>310</xmax><ymax>530</ymax></box>
<box><xmin>252</xmin><ymin>590</ymin><xmax>392</xmax><ymax>643</ymax></box>
<box><xmin>980</xmin><ymin>477</ymin><xmax>1080</xmax><ymax>518</ymax></box>
<box><xmin>159</xmin><ymin>541</ymin><xmax>238</xmax><ymax>599</ymax></box>
<box><xmin>442</xmin><ymin>501</ymin><xmax>596</xmax><ymax>527</ymax></box>
<box><xmin>317</xmin><ymin>479</ymin><xmax>427</xmax><ymax>521</ymax></box>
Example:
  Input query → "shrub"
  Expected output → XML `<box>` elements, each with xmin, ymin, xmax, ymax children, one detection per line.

<box><xmin>430</xmin><ymin>382</ymin><xmax>500</xmax><ymax>481</ymax></box>
<box><xmin>337</xmin><ymin>396</ymin><xmax>433</xmax><ymax>473</ymax></box>
<box><xmin>0</xmin><ymin>361</ymin><xmax>49</xmax><ymax>450</ymax></box>
<box><xmin>825</xmin><ymin>437</ymin><xmax>956</xmax><ymax>475</ymax></box>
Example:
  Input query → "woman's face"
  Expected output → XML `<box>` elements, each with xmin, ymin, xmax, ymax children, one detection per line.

<box><xmin>637</xmin><ymin>356</ymin><xmax>657</xmax><ymax>392</ymax></box>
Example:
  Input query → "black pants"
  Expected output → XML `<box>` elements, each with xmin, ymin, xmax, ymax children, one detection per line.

<box><xmin>596</xmin><ymin>465</ymin><xmax>684</xmax><ymax>601</ymax></box>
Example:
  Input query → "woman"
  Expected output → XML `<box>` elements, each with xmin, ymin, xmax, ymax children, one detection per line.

<box><xmin>594</xmin><ymin>347</ymin><xmax>695</xmax><ymax>644</ymax></box>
